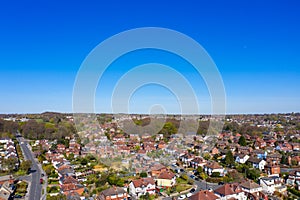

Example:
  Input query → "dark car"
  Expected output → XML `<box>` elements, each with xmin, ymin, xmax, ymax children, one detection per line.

<box><xmin>40</xmin><ymin>178</ymin><xmax>43</xmax><ymax>184</ymax></box>
<box><xmin>14</xmin><ymin>194</ymin><xmax>22</xmax><ymax>198</ymax></box>
<box><xmin>190</xmin><ymin>175</ymin><xmax>196</xmax><ymax>179</ymax></box>
<box><xmin>218</xmin><ymin>181</ymin><xmax>224</xmax><ymax>185</ymax></box>
<box><xmin>190</xmin><ymin>188</ymin><xmax>196</xmax><ymax>193</ymax></box>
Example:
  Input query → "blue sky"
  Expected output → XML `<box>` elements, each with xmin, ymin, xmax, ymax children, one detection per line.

<box><xmin>0</xmin><ymin>0</ymin><xmax>299</xmax><ymax>114</ymax></box>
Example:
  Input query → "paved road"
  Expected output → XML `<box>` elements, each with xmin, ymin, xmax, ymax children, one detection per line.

<box><xmin>17</xmin><ymin>136</ymin><xmax>42</xmax><ymax>200</ymax></box>
<box><xmin>163</xmin><ymin>165</ymin><xmax>221</xmax><ymax>199</ymax></box>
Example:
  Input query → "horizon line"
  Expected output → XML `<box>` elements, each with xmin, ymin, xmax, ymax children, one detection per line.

<box><xmin>1</xmin><ymin>111</ymin><xmax>299</xmax><ymax>116</ymax></box>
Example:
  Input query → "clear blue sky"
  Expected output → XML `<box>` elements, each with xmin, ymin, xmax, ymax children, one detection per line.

<box><xmin>0</xmin><ymin>0</ymin><xmax>299</xmax><ymax>114</ymax></box>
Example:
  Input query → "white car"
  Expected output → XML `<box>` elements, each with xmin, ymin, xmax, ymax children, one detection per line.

<box><xmin>178</xmin><ymin>194</ymin><xmax>187</xmax><ymax>199</ymax></box>
<box><xmin>186</xmin><ymin>192</ymin><xmax>192</xmax><ymax>197</ymax></box>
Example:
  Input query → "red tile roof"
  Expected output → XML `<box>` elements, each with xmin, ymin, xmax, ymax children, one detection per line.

<box><xmin>189</xmin><ymin>190</ymin><xmax>219</xmax><ymax>200</ymax></box>
<box><xmin>214</xmin><ymin>183</ymin><xmax>242</xmax><ymax>196</ymax></box>
<box><xmin>132</xmin><ymin>178</ymin><xmax>155</xmax><ymax>188</ymax></box>
<box><xmin>157</xmin><ymin>171</ymin><xmax>175</xmax><ymax>180</ymax></box>
<box><xmin>63</xmin><ymin>176</ymin><xmax>78</xmax><ymax>184</ymax></box>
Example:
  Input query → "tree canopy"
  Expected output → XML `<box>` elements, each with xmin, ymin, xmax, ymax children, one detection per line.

<box><xmin>238</xmin><ymin>135</ymin><xmax>247</xmax><ymax>146</ymax></box>
<box><xmin>225</xmin><ymin>150</ymin><xmax>234</xmax><ymax>166</ymax></box>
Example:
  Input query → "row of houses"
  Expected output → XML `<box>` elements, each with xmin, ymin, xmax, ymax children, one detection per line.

<box><xmin>190</xmin><ymin>176</ymin><xmax>286</xmax><ymax>200</ymax></box>
<box><xmin>96</xmin><ymin>178</ymin><xmax>277</xmax><ymax>200</ymax></box>
<box><xmin>0</xmin><ymin>138</ymin><xmax>19</xmax><ymax>171</ymax></box>
<box><xmin>96</xmin><ymin>163</ymin><xmax>177</xmax><ymax>199</ymax></box>
<box><xmin>42</xmin><ymin>139</ymin><xmax>87</xmax><ymax>198</ymax></box>
<box><xmin>0</xmin><ymin>175</ymin><xmax>15</xmax><ymax>200</ymax></box>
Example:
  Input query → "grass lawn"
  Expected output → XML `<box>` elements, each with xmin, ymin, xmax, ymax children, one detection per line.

<box><xmin>176</xmin><ymin>184</ymin><xmax>192</xmax><ymax>193</ymax></box>
<box><xmin>47</xmin><ymin>186</ymin><xmax>60</xmax><ymax>193</ymax></box>
<box><xmin>15</xmin><ymin>181</ymin><xmax>28</xmax><ymax>196</ymax></box>
<box><xmin>48</xmin><ymin>179</ymin><xmax>59</xmax><ymax>184</ymax></box>
<box><xmin>14</xmin><ymin>170</ymin><xmax>27</xmax><ymax>176</ymax></box>
<box><xmin>185</xmin><ymin>168</ymin><xmax>195</xmax><ymax>172</ymax></box>
<box><xmin>176</xmin><ymin>177</ymin><xmax>188</xmax><ymax>184</ymax></box>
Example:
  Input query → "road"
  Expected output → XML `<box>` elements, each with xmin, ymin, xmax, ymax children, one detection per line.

<box><xmin>163</xmin><ymin>165</ymin><xmax>221</xmax><ymax>200</ymax></box>
<box><xmin>17</xmin><ymin>136</ymin><xmax>42</xmax><ymax>200</ymax></box>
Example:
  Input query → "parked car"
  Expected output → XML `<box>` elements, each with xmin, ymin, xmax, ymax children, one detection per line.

<box><xmin>190</xmin><ymin>188</ymin><xmax>196</xmax><ymax>193</ymax></box>
<box><xmin>178</xmin><ymin>194</ymin><xmax>187</xmax><ymax>200</ymax></box>
<box><xmin>40</xmin><ymin>178</ymin><xmax>43</xmax><ymax>184</ymax></box>
<box><xmin>190</xmin><ymin>175</ymin><xmax>196</xmax><ymax>179</ymax></box>
<box><xmin>186</xmin><ymin>193</ymin><xmax>193</xmax><ymax>197</ymax></box>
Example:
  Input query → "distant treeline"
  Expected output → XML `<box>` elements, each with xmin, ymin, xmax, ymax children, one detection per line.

<box><xmin>1</xmin><ymin>112</ymin><xmax>300</xmax><ymax>140</ymax></box>
<box><xmin>0</xmin><ymin>112</ymin><xmax>76</xmax><ymax>140</ymax></box>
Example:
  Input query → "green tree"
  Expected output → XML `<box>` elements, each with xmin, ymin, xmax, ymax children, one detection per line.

<box><xmin>211</xmin><ymin>172</ymin><xmax>220</xmax><ymax>177</ymax></box>
<box><xmin>203</xmin><ymin>152</ymin><xmax>211</xmax><ymax>160</ymax></box>
<box><xmin>180</xmin><ymin>174</ymin><xmax>189</xmax><ymax>181</ymax></box>
<box><xmin>238</xmin><ymin>135</ymin><xmax>247</xmax><ymax>146</ymax></box>
<box><xmin>196</xmin><ymin>166</ymin><xmax>203</xmax><ymax>174</ymax></box>
<box><xmin>108</xmin><ymin>174</ymin><xmax>124</xmax><ymax>187</ymax></box>
<box><xmin>80</xmin><ymin>158</ymin><xmax>88</xmax><ymax>165</ymax></box>
<box><xmin>246</xmin><ymin>169</ymin><xmax>260</xmax><ymax>181</ymax></box>
<box><xmin>67</xmin><ymin>153</ymin><xmax>74</xmax><ymax>161</ymax></box>
<box><xmin>2</xmin><ymin>157</ymin><xmax>18</xmax><ymax>172</ymax></box>
<box><xmin>140</xmin><ymin>171</ymin><xmax>147</xmax><ymax>178</ymax></box>
<box><xmin>134</xmin><ymin>145</ymin><xmax>141</xmax><ymax>151</ymax></box>
<box><xmin>159</xmin><ymin>122</ymin><xmax>178</xmax><ymax>138</ymax></box>
<box><xmin>225</xmin><ymin>150</ymin><xmax>234</xmax><ymax>166</ymax></box>
<box><xmin>20</xmin><ymin>160</ymin><xmax>32</xmax><ymax>172</ymax></box>
<box><xmin>38</xmin><ymin>154</ymin><xmax>46</xmax><ymax>163</ymax></box>
<box><xmin>291</xmin><ymin>160</ymin><xmax>298</xmax><ymax>166</ymax></box>
<box><xmin>43</xmin><ymin>164</ymin><xmax>54</xmax><ymax>176</ymax></box>
<box><xmin>199</xmin><ymin>172</ymin><xmax>208</xmax><ymax>180</ymax></box>
<box><xmin>140</xmin><ymin>192</ymin><xmax>150</xmax><ymax>200</ymax></box>
<box><xmin>46</xmin><ymin>194</ymin><xmax>66</xmax><ymax>200</ymax></box>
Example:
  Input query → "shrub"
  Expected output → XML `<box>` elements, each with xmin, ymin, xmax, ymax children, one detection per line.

<box><xmin>211</xmin><ymin>172</ymin><xmax>220</xmax><ymax>177</ymax></box>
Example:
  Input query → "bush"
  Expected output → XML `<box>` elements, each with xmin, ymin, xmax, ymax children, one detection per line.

<box><xmin>187</xmin><ymin>179</ymin><xmax>194</xmax><ymax>185</ymax></box>
<box><xmin>246</xmin><ymin>169</ymin><xmax>260</xmax><ymax>181</ymax></box>
<box><xmin>140</xmin><ymin>171</ymin><xmax>147</xmax><ymax>178</ymax></box>
<box><xmin>47</xmin><ymin>186</ymin><xmax>60</xmax><ymax>193</ymax></box>
<box><xmin>211</xmin><ymin>172</ymin><xmax>220</xmax><ymax>177</ymax></box>
<box><xmin>206</xmin><ymin>177</ymin><xmax>223</xmax><ymax>183</ymax></box>
<box><xmin>223</xmin><ymin>176</ymin><xmax>234</xmax><ymax>183</ymax></box>
<box><xmin>108</xmin><ymin>174</ymin><xmax>124</xmax><ymax>187</ymax></box>
<box><xmin>288</xmin><ymin>187</ymin><xmax>300</xmax><ymax>197</ymax></box>
<box><xmin>180</xmin><ymin>174</ymin><xmax>189</xmax><ymax>181</ymax></box>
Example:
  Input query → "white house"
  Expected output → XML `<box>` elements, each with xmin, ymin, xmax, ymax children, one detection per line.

<box><xmin>179</xmin><ymin>154</ymin><xmax>194</xmax><ymax>167</ymax></box>
<box><xmin>240</xmin><ymin>180</ymin><xmax>262</xmax><ymax>194</ymax></box>
<box><xmin>235</xmin><ymin>154</ymin><xmax>250</xmax><ymax>164</ymax></box>
<box><xmin>129</xmin><ymin>177</ymin><xmax>156</xmax><ymax>198</ymax></box>
<box><xmin>0</xmin><ymin>138</ymin><xmax>11</xmax><ymax>144</ymax></box>
<box><xmin>214</xmin><ymin>183</ymin><xmax>247</xmax><ymax>200</ymax></box>
<box><xmin>190</xmin><ymin>157</ymin><xmax>206</xmax><ymax>168</ymax></box>
<box><xmin>247</xmin><ymin>157</ymin><xmax>266</xmax><ymax>171</ymax></box>
<box><xmin>155</xmin><ymin>171</ymin><xmax>176</xmax><ymax>188</ymax></box>
<box><xmin>286</xmin><ymin>170</ymin><xmax>300</xmax><ymax>189</ymax></box>
<box><xmin>204</xmin><ymin>161</ymin><xmax>226</xmax><ymax>176</ymax></box>
<box><xmin>259</xmin><ymin>176</ymin><xmax>286</xmax><ymax>195</ymax></box>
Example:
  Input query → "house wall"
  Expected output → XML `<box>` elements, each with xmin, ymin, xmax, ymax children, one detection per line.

<box><xmin>156</xmin><ymin>179</ymin><xmax>173</xmax><ymax>187</ymax></box>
